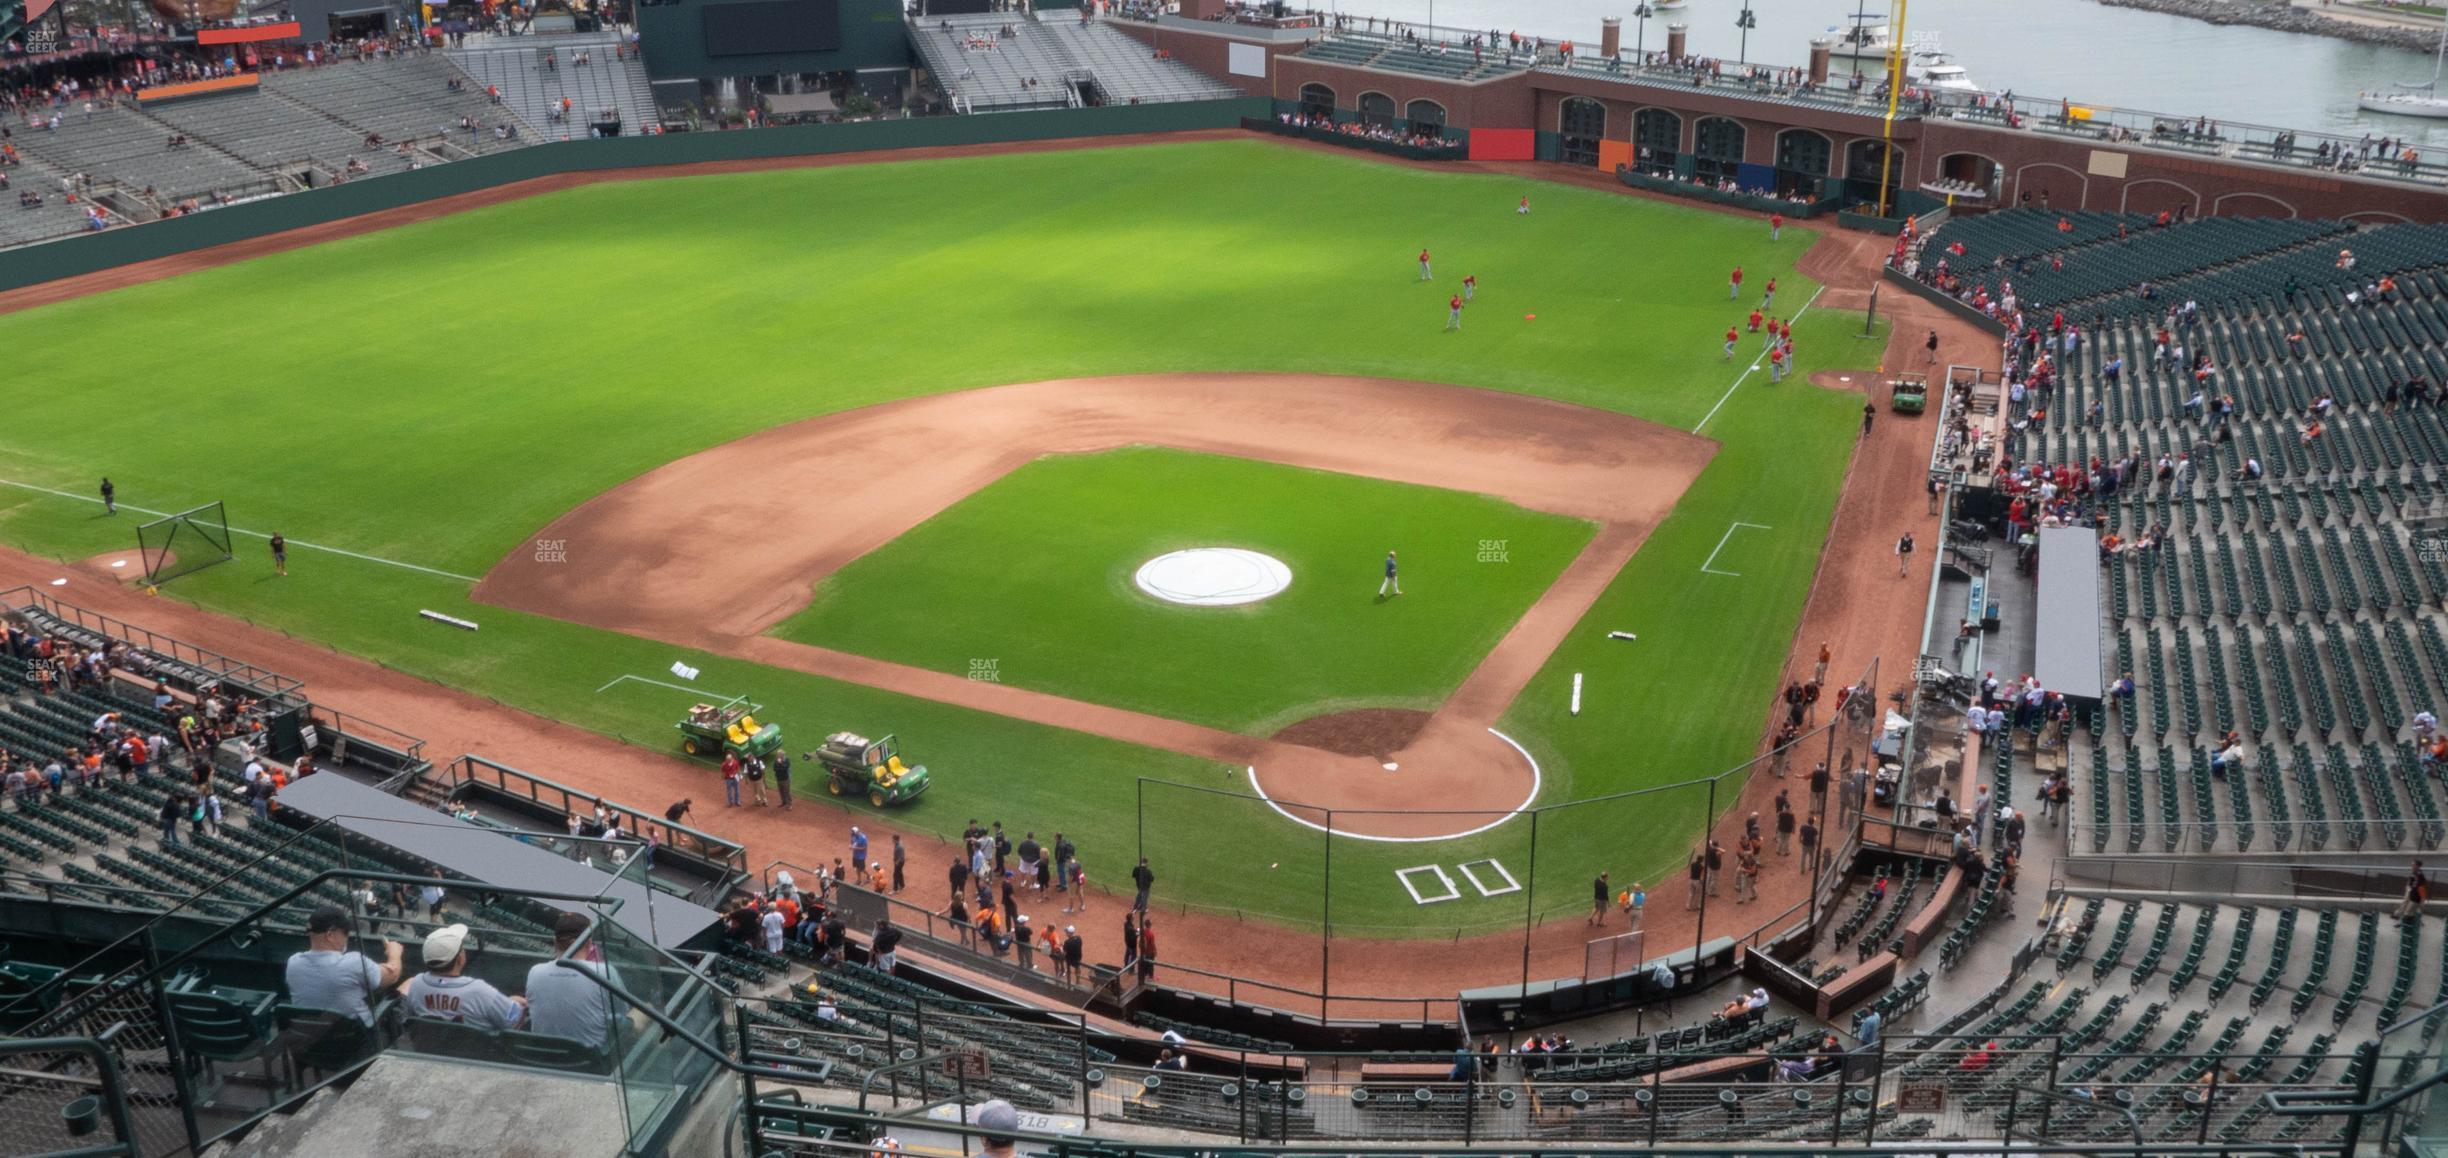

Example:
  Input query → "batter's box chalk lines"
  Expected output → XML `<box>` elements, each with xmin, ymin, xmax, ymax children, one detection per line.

<box><xmin>1700</xmin><ymin>522</ymin><xmax>1774</xmax><ymax>577</ymax></box>
<box><xmin>1456</xmin><ymin>858</ymin><xmax>1522</xmax><ymax>898</ymax></box>
<box><xmin>1396</xmin><ymin>864</ymin><xmax>1461</xmax><ymax>905</ymax></box>
<box><xmin>0</xmin><ymin>479</ymin><xmax>479</xmax><ymax>584</ymax></box>
<box><xmin>1692</xmin><ymin>283</ymin><xmax>1827</xmax><ymax>436</ymax></box>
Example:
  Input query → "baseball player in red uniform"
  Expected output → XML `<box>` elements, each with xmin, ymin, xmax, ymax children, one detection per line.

<box><xmin>1762</xmin><ymin>277</ymin><xmax>1777</xmax><ymax>309</ymax></box>
<box><xmin>1747</xmin><ymin>308</ymin><xmax>1763</xmax><ymax>333</ymax></box>
<box><xmin>1418</xmin><ymin>249</ymin><xmax>1433</xmax><ymax>281</ymax></box>
<box><xmin>1724</xmin><ymin>326</ymin><xmax>1740</xmax><ymax>359</ymax></box>
<box><xmin>1770</xmin><ymin>212</ymin><xmax>1784</xmax><ymax>241</ymax></box>
<box><xmin>1447</xmin><ymin>294</ymin><xmax>1464</xmax><ymax>331</ymax></box>
<box><xmin>1729</xmin><ymin>266</ymin><xmax>1743</xmax><ymax>300</ymax></box>
<box><xmin>1462</xmin><ymin>274</ymin><xmax>1476</xmax><ymax>302</ymax></box>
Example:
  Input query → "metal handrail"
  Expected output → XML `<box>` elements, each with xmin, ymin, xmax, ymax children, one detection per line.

<box><xmin>3</xmin><ymin>1032</ymin><xmax>142</xmax><ymax>1158</ymax></box>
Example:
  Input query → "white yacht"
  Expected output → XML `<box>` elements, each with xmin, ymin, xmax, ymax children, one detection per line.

<box><xmin>1913</xmin><ymin>55</ymin><xmax>1980</xmax><ymax>96</ymax></box>
<box><xmin>1825</xmin><ymin>15</ymin><xmax>1893</xmax><ymax>61</ymax></box>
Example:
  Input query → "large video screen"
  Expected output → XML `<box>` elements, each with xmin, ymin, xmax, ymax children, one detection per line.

<box><xmin>701</xmin><ymin>0</ymin><xmax>839</xmax><ymax>56</ymax></box>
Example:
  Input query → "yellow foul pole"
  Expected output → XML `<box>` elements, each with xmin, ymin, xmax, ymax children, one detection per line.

<box><xmin>1876</xmin><ymin>0</ymin><xmax>1907</xmax><ymax>217</ymax></box>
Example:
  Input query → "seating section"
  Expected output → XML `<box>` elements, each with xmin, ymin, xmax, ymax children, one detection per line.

<box><xmin>2025</xmin><ymin>895</ymin><xmax>2445</xmax><ymax>1147</ymax></box>
<box><xmin>3</xmin><ymin>52</ymin><xmax>528</xmax><ymax>249</ymax></box>
<box><xmin>446</xmin><ymin>33</ymin><xmax>657</xmax><ymax>139</ymax></box>
<box><xmin>1913</xmin><ymin>211</ymin><xmax>2352</xmax><ymax>314</ymax></box>
<box><xmin>912</xmin><ymin>13</ymin><xmax>1239</xmax><ymax>114</ymax></box>
<box><xmin>1996</xmin><ymin>238</ymin><xmax>2448</xmax><ymax>854</ymax></box>
<box><xmin>1289</xmin><ymin>30</ymin><xmax>1527</xmax><ymax>83</ymax></box>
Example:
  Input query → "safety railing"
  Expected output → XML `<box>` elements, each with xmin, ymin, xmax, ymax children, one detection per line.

<box><xmin>1</xmin><ymin>588</ymin><xmax>307</xmax><ymax>703</ymax></box>
<box><xmin>1</xmin><ymin>1030</ymin><xmax>144</xmax><ymax>1158</ymax></box>
<box><xmin>451</xmin><ymin>753</ymin><xmax>748</xmax><ymax>899</ymax></box>
<box><xmin>732</xmin><ymin>1008</ymin><xmax>2389</xmax><ymax>1153</ymax></box>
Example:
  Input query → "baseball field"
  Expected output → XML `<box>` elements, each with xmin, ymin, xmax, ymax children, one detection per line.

<box><xmin>0</xmin><ymin>136</ymin><xmax>1883</xmax><ymax>935</ymax></box>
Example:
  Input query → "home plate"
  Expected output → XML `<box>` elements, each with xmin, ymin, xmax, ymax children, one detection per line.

<box><xmin>1381</xmin><ymin>762</ymin><xmax>1399</xmax><ymax>771</ymax></box>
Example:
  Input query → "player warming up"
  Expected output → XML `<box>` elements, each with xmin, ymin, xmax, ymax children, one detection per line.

<box><xmin>1417</xmin><ymin>248</ymin><xmax>1433</xmax><ymax>281</ymax></box>
<box><xmin>1723</xmin><ymin>325</ymin><xmax>1739</xmax><ymax>360</ymax></box>
<box><xmin>1446</xmin><ymin>293</ymin><xmax>1463</xmax><ymax>332</ymax></box>
<box><xmin>1728</xmin><ymin>265</ymin><xmax>1743</xmax><ymax>300</ymax></box>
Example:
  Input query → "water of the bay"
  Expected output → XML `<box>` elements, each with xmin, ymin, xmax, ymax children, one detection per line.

<box><xmin>1339</xmin><ymin>0</ymin><xmax>2448</xmax><ymax>145</ymax></box>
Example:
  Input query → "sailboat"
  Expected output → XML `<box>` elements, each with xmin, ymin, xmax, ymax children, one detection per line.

<box><xmin>2360</xmin><ymin>15</ymin><xmax>2448</xmax><ymax>118</ymax></box>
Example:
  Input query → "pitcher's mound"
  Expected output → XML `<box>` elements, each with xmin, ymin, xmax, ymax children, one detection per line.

<box><xmin>1273</xmin><ymin>708</ymin><xmax>1432</xmax><ymax>759</ymax></box>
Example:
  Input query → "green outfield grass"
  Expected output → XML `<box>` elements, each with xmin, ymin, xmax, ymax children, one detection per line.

<box><xmin>772</xmin><ymin>448</ymin><xmax>1594</xmax><ymax>733</ymax></box>
<box><xmin>0</xmin><ymin>138</ymin><xmax>1883</xmax><ymax>937</ymax></box>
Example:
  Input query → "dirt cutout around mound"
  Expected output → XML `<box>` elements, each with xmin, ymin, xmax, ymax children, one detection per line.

<box><xmin>76</xmin><ymin>549</ymin><xmax>162</xmax><ymax>584</ymax></box>
<box><xmin>474</xmin><ymin>372</ymin><xmax>1714</xmax><ymax>838</ymax></box>
<box><xmin>1272</xmin><ymin>708</ymin><xmax>1433</xmax><ymax>760</ymax></box>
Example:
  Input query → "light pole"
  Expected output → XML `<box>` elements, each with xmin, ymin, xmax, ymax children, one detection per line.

<box><xmin>1634</xmin><ymin>1</ymin><xmax>1653</xmax><ymax>63</ymax></box>
<box><xmin>1736</xmin><ymin>2</ymin><xmax>1758</xmax><ymax>64</ymax></box>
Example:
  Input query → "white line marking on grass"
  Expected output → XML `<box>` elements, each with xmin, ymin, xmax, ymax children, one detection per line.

<box><xmin>1692</xmin><ymin>283</ymin><xmax>1827</xmax><ymax>435</ymax></box>
<box><xmin>1396</xmin><ymin>864</ymin><xmax>1461</xmax><ymax>905</ymax></box>
<box><xmin>1244</xmin><ymin>727</ymin><xmax>1542</xmax><ymax>844</ymax></box>
<box><xmin>0</xmin><ymin>479</ymin><xmax>479</xmax><ymax>583</ymax></box>
<box><xmin>1699</xmin><ymin>522</ymin><xmax>1774</xmax><ymax>577</ymax></box>
<box><xmin>595</xmin><ymin>674</ymin><xmax>743</xmax><ymax>698</ymax></box>
<box><xmin>1457</xmin><ymin>858</ymin><xmax>1522</xmax><ymax>897</ymax></box>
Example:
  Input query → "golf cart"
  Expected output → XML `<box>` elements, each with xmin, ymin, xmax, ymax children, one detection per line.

<box><xmin>807</xmin><ymin>732</ymin><xmax>931</xmax><ymax>808</ymax></box>
<box><xmin>1888</xmin><ymin>372</ymin><xmax>1929</xmax><ymax>415</ymax></box>
<box><xmin>676</xmin><ymin>696</ymin><xmax>783</xmax><ymax>760</ymax></box>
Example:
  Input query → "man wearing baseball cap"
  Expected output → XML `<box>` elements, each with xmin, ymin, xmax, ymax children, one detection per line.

<box><xmin>526</xmin><ymin>912</ymin><xmax>618</xmax><ymax>1052</ymax></box>
<box><xmin>284</xmin><ymin>906</ymin><xmax>402</xmax><ymax>1026</ymax></box>
<box><xmin>403</xmin><ymin>924</ymin><xmax>525</xmax><ymax>1030</ymax></box>
<box><xmin>969</xmin><ymin>1099</ymin><xmax>1019</xmax><ymax>1158</ymax></box>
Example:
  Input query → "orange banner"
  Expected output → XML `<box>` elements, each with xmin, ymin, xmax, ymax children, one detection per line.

<box><xmin>197</xmin><ymin>21</ymin><xmax>301</xmax><ymax>44</ymax></box>
<box><xmin>1597</xmin><ymin>138</ymin><xmax>1634</xmax><ymax>173</ymax></box>
<box><xmin>135</xmin><ymin>73</ymin><xmax>262</xmax><ymax>103</ymax></box>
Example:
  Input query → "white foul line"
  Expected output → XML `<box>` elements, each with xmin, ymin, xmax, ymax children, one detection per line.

<box><xmin>0</xmin><ymin>478</ymin><xmax>479</xmax><ymax>584</ymax></box>
<box><xmin>1244</xmin><ymin>727</ymin><xmax>1543</xmax><ymax>844</ymax></box>
<box><xmin>1700</xmin><ymin>521</ymin><xmax>1774</xmax><ymax>577</ymax></box>
<box><xmin>594</xmin><ymin>673</ymin><xmax>747</xmax><ymax>699</ymax></box>
<box><xmin>1692</xmin><ymin>283</ymin><xmax>1828</xmax><ymax>436</ymax></box>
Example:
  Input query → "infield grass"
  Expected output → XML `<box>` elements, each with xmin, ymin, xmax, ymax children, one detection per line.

<box><xmin>0</xmin><ymin>138</ymin><xmax>1882</xmax><ymax>935</ymax></box>
<box><xmin>772</xmin><ymin>448</ymin><xmax>1595</xmax><ymax>733</ymax></box>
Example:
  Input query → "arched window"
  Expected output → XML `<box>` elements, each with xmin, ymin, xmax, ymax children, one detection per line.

<box><xmin>1935</xmin><ymin>152</ymin><xmax>2001</xmax><ymax>201</ymax></box>
<box><xmin>1845</xmin><ymin>139</ymin><xmax>1905</xmax><ymax>193</ymax></box>
<box><xmin>1357</xmin><ymin>91</ymin><xmax>1395</xmax><ymax>131</ymax></box>
<box><xmin>1632</xmin><ymin>108</ymin><xmax>1681</xmax><ymax>176</ymax></box>
<box><xmin>1298</xmin><ymin>83</ymin><xmax>1335</xmax><ymax>122</ymax></box>
<box><xmin>1692</xmin><ymin>116</ymin><xmax>1746</xmax><ymax>185</ymax></box>
<box><xmin>1405</xmin><ymin>99</ymin><xmax>1447</xmax><ymax>141</ymax></box>
<box><xmin>1773</xmin><ymin>128</ymin><xmax>1831</xmax><ymax>199</ymax></box>
<box><xmin>1559</xmin><ymin>96</ymin><xmax>1606</xmax><ymax>167</ymax></box>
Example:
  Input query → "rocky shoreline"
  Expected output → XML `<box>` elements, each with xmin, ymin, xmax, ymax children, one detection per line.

<box><xmin>2094</xmin><ymin>0</ymin><xmax>2438</xmax><ymax>53</ymax></box>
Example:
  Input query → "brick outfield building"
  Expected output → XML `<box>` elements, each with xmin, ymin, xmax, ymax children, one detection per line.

<box><xmin>1109</xmin><ymin>1</ymin><xmax>2448</xmax><ymax>225</ymax></box>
